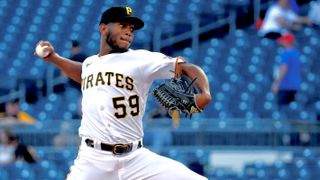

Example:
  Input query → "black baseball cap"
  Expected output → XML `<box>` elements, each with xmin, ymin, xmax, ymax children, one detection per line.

<box><xmin>99</xmin><ymin>6</ymin><xmax>144</xmax><ymax>30</ymax></box>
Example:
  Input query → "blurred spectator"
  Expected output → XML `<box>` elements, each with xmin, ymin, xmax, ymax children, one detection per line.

<box><xmin>66</xmin><ymin>40</ymin><xmax>88</xmax><ymax>90</ymax></box>
<box><xmin>308</xmin><ymin>0</ymin><xmax>320</xmax><ymax>26</ymax></box>
<box><xmin>271</xmin><ymin>33</ymin><xmax>301</xmax><ymax>109</ymax></box>
<box><xmin>70</xmin><ymin>40</ymin><xmax>88</xmax><ymax>63</ymax></box>
<box><xmin>259</xmin><ymin>0</ymin><xmax>313</xmax><ymax>39</ymax></box>
<box><xmin>8</xmin><ymin>134</ymin><xmax>37</xmax><ymax>164</ymax></box>
<box><xmin>0</xmin><ymin>128</ymin><xmax>15</xmax><ymax>164</ymax></box>
<box><xmin>53</xmin><ymin>40</ymin><xmax>88</xmax><ymax>93</ymax></box>
<box><xmin>0</xmin><ymin>99</ymin><xmax>37</xmax><ymax>127</ymax></box>
<box><xmin>53</xmin><ymin>121</ymin><xmax>80</xmax><ymax>148</ymax></box>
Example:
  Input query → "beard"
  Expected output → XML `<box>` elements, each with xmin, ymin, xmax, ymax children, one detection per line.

<box><xmin>106</xmin><ymin>32</ymin><xmax>128</xmax><ymax>53</ymax></box>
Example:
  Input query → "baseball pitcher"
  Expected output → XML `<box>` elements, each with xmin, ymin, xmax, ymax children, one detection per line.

<box><xmin>35</xmin><ymin>6</ymin><xmax>211</xmax><ymax>180</ymax></box>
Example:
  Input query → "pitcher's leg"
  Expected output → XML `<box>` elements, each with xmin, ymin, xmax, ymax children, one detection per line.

<box><xmin>66</xmin><ymin>146</ymin><xmax>119</xmax><ymax>180</ymax></box>
<box><xmin>122</xmin><ymin>148</ymin><xmax>207</xmax><ymax>180</ymax></box>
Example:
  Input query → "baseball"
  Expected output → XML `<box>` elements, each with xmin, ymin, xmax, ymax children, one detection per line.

<box><xmin>35</xmin><ymin>44</ymin><xmax>50</xmax><ymax>58</ymax></box>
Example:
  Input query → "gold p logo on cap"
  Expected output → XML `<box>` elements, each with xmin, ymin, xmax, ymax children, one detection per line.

<box><xmin>126</xmin><ymin>7</ymin><xmax>132</xmax><ymax>15</ymax></box>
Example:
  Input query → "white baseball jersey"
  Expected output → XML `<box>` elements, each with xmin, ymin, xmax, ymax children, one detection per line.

<box><xmin>79</xmin><ymin>49</ymin><xmax>180</xmax><ymax>144</ymax></box>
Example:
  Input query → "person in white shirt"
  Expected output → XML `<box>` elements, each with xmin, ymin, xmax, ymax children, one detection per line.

<box><xmin>308</xmin><ymin>0</ymin><xmax>320</xmax><ymax>26</ymax></box>
<box><xmin>259</xmin><ymin>0</ymin><xmax>312</xmax><ymax>39</ymax></box>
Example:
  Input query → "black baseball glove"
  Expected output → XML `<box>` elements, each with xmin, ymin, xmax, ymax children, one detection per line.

<box><xmin>152</xmin><ymin>76</ymin><xmax>203</xmax><ymax>118</ymax></box>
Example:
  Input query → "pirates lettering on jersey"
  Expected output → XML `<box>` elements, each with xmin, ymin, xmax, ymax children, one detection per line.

<box><xmin>82</xmin><ymin>72</ymin><xmax>134</xmax><ymax>91</ymax></box>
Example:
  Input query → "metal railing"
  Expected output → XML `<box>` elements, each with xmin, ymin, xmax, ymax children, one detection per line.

<box><xmin>0</xmin><ymin>83</ymin><xmax>26</xmax><ymax>104</ymax></box>
<box><xmin>4</xmin><ymin>118</ymin><xmax>319</xmax><ymax>148</ymax></box>
<box><xmin>46</xmin><ymin>65</ymin><xmax>68</xmax><ymax>95</ymax></box>
<box><xmin>152</xmin><ymin>0</ymin><xmax>271</xmax><ymax>60</ymax></box>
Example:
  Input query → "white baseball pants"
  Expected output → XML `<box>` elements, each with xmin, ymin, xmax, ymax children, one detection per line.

<box><xmin>66</xmin><ymin>141</ymin><xmax>207</xmax><ymax>180</ymax></box>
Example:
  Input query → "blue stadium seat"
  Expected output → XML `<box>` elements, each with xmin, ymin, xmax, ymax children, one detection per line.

<box><xmin>31</xmin><ymin>160</ymin><xmax>63</xmax><ymax>180</ymax></box>
<box><xmin>3</xmin><ymin>162</ymin><xmax>34</xmax><ymax>180</ymax></box>
<box><xmin>0</xmin><ymin>166</ymin><xmax>9</xmax><ymax>180</ymax></box>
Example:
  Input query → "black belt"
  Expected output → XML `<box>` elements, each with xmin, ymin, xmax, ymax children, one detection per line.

<box><xmin>85</xmin><ymin>139</ymin><xmax>142</xmax><ymax>155</ymax></box>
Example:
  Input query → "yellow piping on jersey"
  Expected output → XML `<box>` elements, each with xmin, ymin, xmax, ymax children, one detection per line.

<box><xmin>174</xmin><ymin>56</ymin><xmax>185</xmax><ymax>79</ymax></box>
